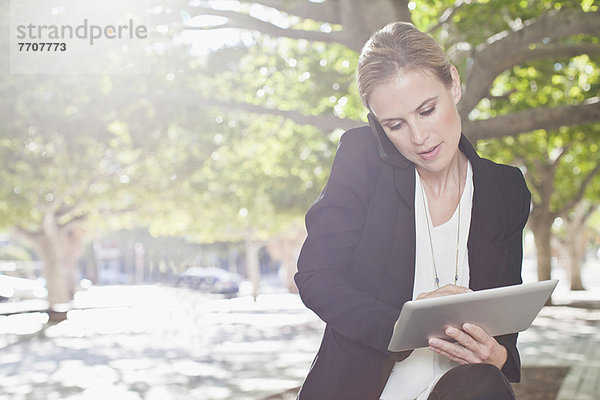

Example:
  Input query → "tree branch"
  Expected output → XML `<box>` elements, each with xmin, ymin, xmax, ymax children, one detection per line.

<box><xmin>186</xmin><ymin>7</ymin><xmax>346</xmax><ymax>44</ymax></box>
<box><xmin>55</xmin><ymin>202</ymin><xmax>81</xmax><ymax>220</ymax></box>
<box><xmin>96</xmin><ymin>206</ymin><xmax>139</xmax><ymax>217</ymax></box>
<box><xmin>235</xmin><ymin>0</ymin><xmax>343</xmax><ymax>25</ymax></box>
<box><xmin>13</xmin><ymin>225</ymin><xmax>42</xmax><ymax>241</ymax></box>
<box><xmin>488</xmin><ymin>88</ymin><xmax>517</xmax><ymax>101</ymax></box>
<box><xmin>427</xmin><ymin>0</ymin><xmax>466</xmax><ymax>33</ymax></box>
<box><xmin>59</xmin><ymin>213</ymin><xmax>88</xmax><ymax>231</ymax></box>
<box><xmin>526</xmin><ymin>43</ymin><xmax>600</xmax><ymax>60</ymax></box>
<box><xmin>157</xmin><ymin>93</ymin><xmax>361</xmax><ymax>132</ymax></box>
<box><xmin>551</xmin><ymin>144</ymin><xmax>571</xmax><ymax>167</ymax></box>
<box><xmin>390</xmin><ymin>0</ymin><xmax>412</xmax><ymax>24</ymax></box>
<box><xmin>524</xmin><ymin>167</ymin><xmax>542</xmax><ymax>194</ymax></box>
<box><xmin>581</xmin><ymin>202</ymin><xmax>598</xmax><ymax>222</ymax></box>
<box><xmin>462</xmin><ymin>9</ymin><xmax>600</xmax><ymax>114</ymax></box>
<box><xmin>188</xmin><ymin>1</ymin><xmax>409</xmax><ymax>52</ymax></box>
<box><xmin>463</xmin><ymin>98</ymin><xmax>600</xmax><ymax>141</ymax></box>
<box><xmin>53</xmin><ymin>150</ymin><xmax>144</xmax><ymax>220</ymax></box>
<box><xmin>556</xmin><ymin>162</ymin><xmax>600</xmax><ymax>216</ymax></box>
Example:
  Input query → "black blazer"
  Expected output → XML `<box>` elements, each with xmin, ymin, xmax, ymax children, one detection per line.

<box><xmin>294</xmin><ymin>120</ymin><xmax>531</xmax><ymax>400</ymax></box>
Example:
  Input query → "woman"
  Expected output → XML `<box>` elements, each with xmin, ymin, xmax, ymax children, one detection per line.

<box><xmin>294</xmin><ymin>22</ymin><xmax>530</xmax><ymax>400</ymax></box>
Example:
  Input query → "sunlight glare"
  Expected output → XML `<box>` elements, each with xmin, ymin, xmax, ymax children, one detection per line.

<box><xmin>181</xmin><ymin>29</ymin><xmax>251</xmax><ymax>56</ymax></box>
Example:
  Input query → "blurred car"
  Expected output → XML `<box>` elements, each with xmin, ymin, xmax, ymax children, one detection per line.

<box><xmin>0</xmin><ymin>273</ymin><xmax>48</xmax><ymax>301</ymax></box>
<box><xmin>176</xmin><ymin>266</ymin><xmax>242</xmax><ymax>295</ymax></box>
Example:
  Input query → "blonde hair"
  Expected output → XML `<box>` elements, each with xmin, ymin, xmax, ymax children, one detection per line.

<box><xmin>357</xmin><ymin>22</ymin><xmax>452</xmax><ymax>109</ymax></box>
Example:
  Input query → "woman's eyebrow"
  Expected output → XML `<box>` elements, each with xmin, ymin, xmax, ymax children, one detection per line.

<box><xmin>414</xmin><ymin>96</ymin><xmax>438</xmax><ymax>111</ymax></box>
<box><xmin>380</xmin><ymin>96</ymin><xmax>438</xmax><ymax>123</ymax></box>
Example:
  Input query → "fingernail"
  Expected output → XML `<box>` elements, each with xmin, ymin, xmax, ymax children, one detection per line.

<box><xmin>446</xmin><ymin>327</ymin><xmax>456</xmax><ymax>335</ymax></box>
<box><xmin>463</xmin><ymin>323</ymin><xmax>471</xmax><ymax>330</ymax></box>
<box><xmin>429</xmin><ymin>338</ymin><xmax>439</xmax><ymax>346</ymax></box>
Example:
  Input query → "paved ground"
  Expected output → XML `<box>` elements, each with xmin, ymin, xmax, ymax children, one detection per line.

<box><xmin>517</xmin><ymin>306</ymin><xmax>600</xmax><ymax>400</ymax></box>
<box><xmin>0</xmin><ymin>280</ymin><xmax>599</xmax><ymax>400</ymax></box>
<box><xmin>0</xmin><ymin>286</ymin><xmax>324</xmax><ymax>400</ymax></box>
<box><xmin>519</xmin><ymin>260</ymin><xmax>600</xmax><ymax>400</ymax></box>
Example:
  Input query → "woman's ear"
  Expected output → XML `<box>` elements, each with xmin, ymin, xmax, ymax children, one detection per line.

<box><xmin>450</xmin><ymin>65</ymin><xmax>462</xmax><ymax>104</ymax></box>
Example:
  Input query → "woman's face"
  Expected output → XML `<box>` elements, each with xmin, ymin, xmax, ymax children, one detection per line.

<box><xmin>369</xmin><ymin>67</ymin><xmax>462</xmax><ymax>175</ymax></box>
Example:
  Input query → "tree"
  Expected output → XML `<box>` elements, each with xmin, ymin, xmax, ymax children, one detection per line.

<box><xmin>0</xmin><ymin>73</ymin><xmax>166</xmax><ymax>309</ymax></box>
<box><xmin>184</xmin><ymin>0</ymin><xmax>600</xmax><ymax>139</ymax></box>
<box><xmin>146</xmin><ymin>113</ymin><xmax>335</xmax><ymax>297</ymax></box>
<box><xmin>0</xmin><ymin>22</ymin><xmax>223</xmax><ymax>309</ymax></box>
<box><xmin>2</xmin><ymin>0</ymin><xmax>599</xmax><ymax>307</ymax></box>
<box><xmin>554</xmin><ymin>201</ymin><xmax>598</xmax><ymax>290</ymax></box>
<box><xmin>477</xmin><ymin>124</ymin><xmax>600</xmax><ymax>284</ymax></box>
<box><xmin>474</xmin><ymin>40</ymin><xmax>600</xmax><ymax>285</ymax></box>
<box><xmin>1</xmin><ymin>2</ymin><xmax>334</xmax><ymax>306</ymax></box>
<box><xmin>179</xmin><ymin>0</ymin><xmax>600</xmax><ymax>286</ymax></box>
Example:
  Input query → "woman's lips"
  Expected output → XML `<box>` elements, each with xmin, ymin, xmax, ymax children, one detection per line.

<box><xmin>418</xmin><ymin>144</ymin><xmax>441</xmax><ymax>161</ymax></box>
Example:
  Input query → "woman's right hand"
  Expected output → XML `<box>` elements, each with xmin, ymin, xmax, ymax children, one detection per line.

<box><xmin>416</xmin><ymin>284</ymin><xmax>471</xmax><ymax>300</ymax></box>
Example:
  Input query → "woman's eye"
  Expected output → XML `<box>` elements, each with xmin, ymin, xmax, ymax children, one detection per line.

<box><xmin>389</xmin><ymin>122</ymin><xmax>404</xmax><ymax>131</ymax></box>
<box><xmin>420</xmin><ymin>106</ymin><xmax>436</xmax><ymax>117</ymax></box>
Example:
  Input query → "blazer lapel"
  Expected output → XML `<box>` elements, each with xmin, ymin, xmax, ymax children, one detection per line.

<box><xmin>460</xmin><ymin>136</ymin><xmax>509</xmax><ymax>290</ymax></box>
<box><xmin>394</xmin><ymin>162</ymin><xmax>415</xmax><ymax>211</ymax></box>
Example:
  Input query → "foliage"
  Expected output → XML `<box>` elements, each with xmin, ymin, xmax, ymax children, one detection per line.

<box><xmin>148</xmin><ymin>112</ymin><xmax>336</xmax><ymax>241</ymax></box>
<box><xmin>478</xmin><ymin>125</ymin><xmax>600</xmax><ymax>210</ymax></box>
<box><xmin>1</xmin><ymin>0</ymin><xmax>599</xmax><ymax>267</ymax></box>
<box><xmin>0</xmin><ymin>244</ymin><xmax>33</xmax><ymax>262</ymax></box>
<box><xmin>475</xmin><ymin>49</ymin><xmax>599</xmax><ymax>215</ymax></box>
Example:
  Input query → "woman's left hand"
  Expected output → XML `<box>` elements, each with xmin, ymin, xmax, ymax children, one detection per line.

<box><xmin>427</xmin><ymin>323</ymin><xmax>508</xmax><ymax>370</ymax></box>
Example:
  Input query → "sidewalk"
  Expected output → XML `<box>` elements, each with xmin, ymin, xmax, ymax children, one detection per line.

<box><xmin>0</xmin><ymin>284</ymin><xmax>599</xmax><ymax>400</ymax></box>
<box><xmin>510</xmin><ymin>259</ymin><xmax>600</xmax><ymax>399</ymax></box>
<box><xmin>0</xmin><ymin>286</ymin><xmax>325</xmax><ymax>400</ymax></box>
<box><xmin>517</xmin><ymin>305</ymin><xmax>600</xmax><ymax>400</ymax></box>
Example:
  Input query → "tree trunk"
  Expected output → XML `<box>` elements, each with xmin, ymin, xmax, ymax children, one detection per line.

<box><xmin>244</xmin><ymin>230</ymin><xmax>262</xmax><ymax>301</ymax></box>
<box><xmin>227</xmin><ymin>244</ymin><xmax>239</xmax><ymax>274</ymax></box>
<box><xmin>529</xmin><ymin>213</ymin><xmax>553</xmax><ymax>282</ymax></box>
<box><xmin>529</xmin><ymin>216</ymin><xmax>554</xmax><ymax>306</ymax></box>
<box><xmin>554</xmin><ymin>233</ymin><xmax>585</xmax><ymax>291</ymax></box>
<box><xmin>567</xmin><ymin>234</ymin><xmax>585</xmax><ymax>290</ymax></box>
<box><xmin>134</xmin><ymin>242</ymin><xmax>145</xmax><ymax>284</ymax></box>
<box><xmin>559</xmin><ymin>202</ymin><xmax>597</xmax><ymax>290</ymax></box>
<box><xmin>265</xmin><ymin>224</ymin><xmax>307</xmax><ymax>294</ymax></box>
<box><xmin>19</xmin><ymin>212</ymin><xmax>85</xmax><ymax>314</ymax></box>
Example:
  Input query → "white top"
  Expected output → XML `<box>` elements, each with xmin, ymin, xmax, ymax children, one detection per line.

<box><xmin>381</xmin><ymin>161</ymin><xmax>473</xmax><ymax>400</ymax></box>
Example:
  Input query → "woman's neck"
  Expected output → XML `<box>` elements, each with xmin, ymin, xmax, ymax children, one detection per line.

<box><xmin>417</xmin><ymin>151</ymin><xmax>466</xmax><ymax>200</ymax></box>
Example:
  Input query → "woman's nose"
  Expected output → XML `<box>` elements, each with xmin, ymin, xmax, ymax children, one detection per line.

<box><xmin>409</xmin><ymin>122</ymin><xmax>429</xmax><ymax>145</ymax></box>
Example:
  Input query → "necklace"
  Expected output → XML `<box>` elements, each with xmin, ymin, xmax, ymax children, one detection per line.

<box><xmin>419</xmin><ymin>167</ymin><xmax>462</xmax><ymax>289</ymax></box>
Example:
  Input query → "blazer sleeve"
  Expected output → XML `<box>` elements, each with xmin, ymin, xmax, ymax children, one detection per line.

<box><xmin>496</xmin><ymin>166</ymin><xmax>531</xmax><ymax>382</ymax></box>
<box><xmin>295</xmin><ymin>130</ymin><xmax>401</xmax><ymax>355</ymax></box>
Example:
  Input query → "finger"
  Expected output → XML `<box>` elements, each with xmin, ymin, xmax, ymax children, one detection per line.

<box><xmin>443</xmin><ymin>284</ymin><xmax>472</xmax><ymax>292</ymax></box>
<box><xmin>442</xmin><ymin>327</ymin><xmax>493</xmax><ymax>364</ymax></box>
<box><xmin>416</xmin><ymin>291</ymin><xmax>431</xmax><ymax>300</ymax></box>
<box><xmin>438</xmin><ymin>284</ymin><xmax>471</xmax><ymax>295</ymax></box>
<box><xmin>445</xmin><ymin>326</ymin><xmax>481</xmax><ymax>353</ymax></box>
<box><xmin>418</xmin><ymin>285</ymin><xmax>471</xmax><ymax>299</ymax></box>
<box><xmin>446</xmin><ymin>325</ymin><xmax>497</xmax><ymax>363</ymax></box>
<box><xmin>462</xmin><ymin>323</ymin><xmax>500</xmax><ymax>362</ymax></box>
<box><xmin>428</xmin><ymin>337</ymin><xmax>480</xmax><ymax>364</ymax></box>
<box><xmin>462</xmin><ymin>323</ymin><xmax>492</xmax><ymax>344</ymax></box>
<box><xmin>429</xmin><ymin>344</ymin><xmax>469</xmax><ymax>365</ymax></box>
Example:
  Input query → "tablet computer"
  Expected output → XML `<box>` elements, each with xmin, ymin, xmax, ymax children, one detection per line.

<box><xmin>388</xmin><ymin>279</ymin><xmax>558</xmax><ymax>352</ymax></box>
